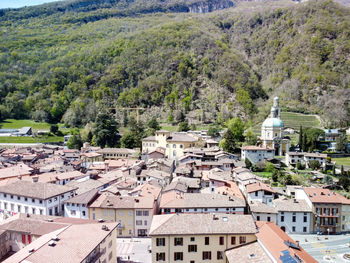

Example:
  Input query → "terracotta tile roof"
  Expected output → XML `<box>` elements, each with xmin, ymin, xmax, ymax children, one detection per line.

<box><xmin>4</xmin><ymin>222</ymin><xmax>118</xmax><ymax>263</ymax></box>
<box><xmin>166</xmin><ymin>133</ymin><xmax>198</xmax><ymax>143</ymax></box>
<box><xmin>89</xmin><ymin>193</ymin><xmax>154</xmax><ymax>209</ymax></box>
<box><xmin>0</xmin><ymin>164</ymin><xmax>33</xmax><ymax>179</ymax></box>
<box><xmin>21</xmin><ymin>171</ymin><xmax>84</xmax><ymax>183</ymax></box>
<box><xmin>303</xmin><ymin>187</ymin><xmax>350</xmax><ymax>204</ymax></box>
<box><xmin>142</xmin><ymin>135</ymin><xmax>156</xmax><ymax>142</ymax></box>
<box><xmin>64</xmin><ymin>189</ymin><xmax>99</xmax><ymax>205</ymax></box>
<box><xmin>81</xmin><ymin>152</ymin><xmax>101</xmax><ymax>158</ymax></box>
<box><xmin>128</xmin><ymin>183</ymin><xmax>162</xmax><ymax>200</ymax></box>
<box><xmin>150</xmin><ymin>214</ymin><xmax>257</xmax><ymax>236</ymax></box>
<box><xmin>216</xmin><ymin>181</ymin><xmax>245</xmax><ymax>200</ymax></box>
<box><xmin>273</xmin><ymin>198</ymin><xmax>312</xmax><ymax>212</ymax></box>
<box><xmin>97</xmin><ymin>148</ymin><xmax>138</xmax><ymax>154</ymax></box>
<box><xmin>225</xmin><ymin>241</ymin><xmax>273</xmax><ymax>263</ymax></box>
<box><xmin>0</xmin><ymin>180</ymin><xmax>77</xmax><ymax>199</ymax></box>
<box><xmin>246</xmin><ymin>182</ymin><xmax>275</xmax><ymax>194</ymax></box>
<box><xmin>159</xmin><ymin>192</ymin><xmax>246</xmax><ymax>209</ymax></box>
<box><xmin>256</xmin><ymin>221</ymin><xmax>317</xmax><ymax>263</ymax></box>
<box><xmin>249</xmin><ymin>201</ymin><xmax>278</xmax><ymax>214</ymax></box>
<box><xmin>66</xmin><ymin>179</ymin><xmax>104</xmax><ymax>195</ymax></box>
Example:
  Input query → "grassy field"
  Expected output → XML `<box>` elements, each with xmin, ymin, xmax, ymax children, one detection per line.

<box><xmin>0</xmin><ymin>119</ymin><xmax>52</xmax><ymax>131</ymax></box>
<box><xmin>280</xmin><ymin>112</ymin><xmax>320</xmax><ymax>130</ymax></box>
<box><xmin>0</xmin><ymin>136</ymin><xmax>64</xmax><ymax>143</ymax></box>
<box><xmin>333</xmin><ymin>157</ymin><xmax>350</xmax><ymax>167</ymax></box>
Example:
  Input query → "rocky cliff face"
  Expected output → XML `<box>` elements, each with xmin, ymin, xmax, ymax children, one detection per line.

<box><xmin>187</xmin><ymin>0</ymin><xmax>234</xmax><ymax>13</ymax></box>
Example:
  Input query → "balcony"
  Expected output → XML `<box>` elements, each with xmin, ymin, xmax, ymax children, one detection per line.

<box><xmin>317</xmin><ymin>214</ymin><xmax>339</xmax><ymax>218</ymax></box>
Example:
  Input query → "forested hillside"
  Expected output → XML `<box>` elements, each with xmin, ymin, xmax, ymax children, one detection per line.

<box><xmin>0</xmin><ymin>0</ymin><xmax>349</xmax><ymax>127</ymax></box>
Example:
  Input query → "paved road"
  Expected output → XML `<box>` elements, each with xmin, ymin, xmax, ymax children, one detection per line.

<box><xmin>290</xmin><ymin>234</ymin><xmax>350</xmax><ymax>262</ymax></box>
<box><xmin>117</xmin><ymin>238</ymin><xmax>152</xmax><ymax>263</ymax></box>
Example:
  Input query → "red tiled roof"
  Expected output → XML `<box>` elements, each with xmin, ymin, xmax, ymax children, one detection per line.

<box><xmin>303</xmin><ymin>187</ymin><xmax>350</xmax><ymax>204</ymax></box>
<box><xmin>256</xmin><ymin>221</ymin><xmax>317</xmax><ymax>263</ymax></box>
<box><xmin>246</xmin><ymin>182</ymin><xmax>275</xmax><ymax>194</ymax></box>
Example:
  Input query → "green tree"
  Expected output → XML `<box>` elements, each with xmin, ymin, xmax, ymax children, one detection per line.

<box><xmin>341</xmin><ymin>165</ymin><xmax>345</xmax><ymax>176</ymax></box>
<box><xmin>296</xmin><ymin>161</ymin><xmax>305</xmax><ymax>170</ymax></box>
<box><xmin>336</xmin><ymin>134</ymin><xmax>348</xmax><ymax>152</ymax></box>
<box><xmin>207</xmin><ymin>124</ymin><xmax>221</xmax><ymax>138</ymax></box>
<box><xmin>67</xmin><ymin>134</ymin><xmax>83</xmax><ymax>149</ymax></box>
<box><xmin>298</xmin><ymin>126</ymin><xmax>303</xmax><ymax>148</ymax></box>
<box><xmin>265</xmin><ymin>162</ymin><xmax>276</xmax><ymax>173</ymax></box>
<box><xmin>309</xmin><ymin>160</ymin><xmax>321</xmax><ymax>170</ymax></box>
<box><xmin>339</xmin><ymin>176</ymin><xmax>350</xmax><ymax>191</ymax></box>
<box><xmin>50</xmin><ymin>125</ymin><xmax>59</xmax><ymax>135</ymax></box>
<box><xmin>226</xmin><ymin>117</ymin><xmax>245</xmax><ymax>142</ymax></box>
<box><xmin>178</xmin><ymin>120</ymin><xmax>190</xmax><ymax>132</ymax></box>
<box><xmin>220</xmin><ymin>129</ymin><xmax>236</xmax><ymax>153</ymax></box>
<box><xmin>272</xmin><ymin>170</ymin><xmax>279</xmax><ymax>182</ymax></box>
<box><xmin>125</xmin><ymin>117</ymin><xmax>145</xmax><ymax>148</ymax></box>
<box><xmin>121</xmin><ymin>130</ymin><xmax>138</xmax><ymax>148</ymax></box>
<box><xmin>93</xmin><ymin>112</ymin><xmax>120</xmax><ymax>148</ymax></box>
<box><xmin>147</xmin><ymin>117</ymin><xmax>160</xmax><ymax>135</ymax></box>
<box><xmin>245</xmin><ymin>158</ymin><xmax>252</xmax><ymax>169</ymax></box>
<box><xmin>245</xmin><ymin>128</ymin><xmax>258</xmax><ymax>145</ymax></box>
<box><xmin>323</xmin><ymin>174</ymin><xmax>333</xmax><ymax>185</ymax></box>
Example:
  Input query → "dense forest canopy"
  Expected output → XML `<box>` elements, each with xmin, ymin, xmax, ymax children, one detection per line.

<box><xmin>0</xmin><ymin>0</ymin><xmax>349</xmax><ymax>127</ymax></box>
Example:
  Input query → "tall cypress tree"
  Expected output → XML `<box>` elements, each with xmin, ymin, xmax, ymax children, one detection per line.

<box><xmin>298</xmin><ymin>126</ymin><xmax>303</xmax><ymax>149</ymax></box>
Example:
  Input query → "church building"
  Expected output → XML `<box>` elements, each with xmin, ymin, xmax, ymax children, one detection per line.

<box><xmin>261</xmin><ymin>97</ymin><xmax>290</xmax><ymax>156</ymax></box>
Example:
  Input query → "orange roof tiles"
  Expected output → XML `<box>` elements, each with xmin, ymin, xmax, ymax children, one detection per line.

<box><xmin>256</xmin><ymin>221</ymin><xmax>317</xmax><ymax>263</ymax></box>
<box><xmin>246</xmin><ymin>182</ymin><xmax>275</xmax><ymax>194</ymax></box>
<box><xmin>303</xmin><ymin>187</ymin><xmax>350</xmax><ymax>204</ymax></box>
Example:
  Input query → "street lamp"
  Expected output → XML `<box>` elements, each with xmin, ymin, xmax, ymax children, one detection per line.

<box><xmin>327</xmin><ymin>228</ymin><xmax>330</xmax><ymax>239</ymax></box>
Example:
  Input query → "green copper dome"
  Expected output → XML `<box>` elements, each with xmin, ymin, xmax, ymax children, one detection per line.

<box><xmin>262</xmin><ymin>118</ymin><xmax>284</xmax><ymax>128</ymax></box>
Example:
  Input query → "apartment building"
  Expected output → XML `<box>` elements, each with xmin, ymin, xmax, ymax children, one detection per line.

<box><xmin>249</xmin><ymin>201</ymin><xmax>277</xmax><ymax>223</ymax></box>
<box><xmin>149</xmin><ymin>213</ymin><xmax>257</xmax><ymax>263</ymax></box>
<box><xmin>64</xmin><ymin>189</ymin><xmax>99</xmax><ymax>219</ymax></box>
<box><xmin>96</xmin><ymin>148</ymin><xmax>139</xmax><ymax>160</ymax></box>
<box><xmin>0</xmin><ymin>180</ymin><xmax>77</xmax><ymax>219</ymax></box>
<box><xmin>159</xmin><ymin>192</ymin><xmax>246</xmax><ymax>215</ymax></box>
<box><xmin>285</xmin><ymin>152</ymin><xmax>328</xmax><ymax>168</ymax></box>
<box><xmin>273</xmin><ymin>198</ymin><xmax>313</xmax><ymax>233</ymax></box>
<box><xmin>88</xmin><ymin>193</ymin><xmax>155</xmax><ymax>237</ymax></box>
<box><xmin>241</xmin><ymin>146</ymin><xmax>274</xmax><ymax>164</ymax></box>
<box><xmin>296</xmin><ymin>187</ymin><xmax>350</xmax><ymax>233</ymax></box>
<box><xmin>245</xmin><ymin>182</ymin><xmax>277</xmax><ymax>205</ymax></box>
<box><xmin>142</xmin><ymin>130</ymin><xmax>200</xmax><ymax>160</ymax></box>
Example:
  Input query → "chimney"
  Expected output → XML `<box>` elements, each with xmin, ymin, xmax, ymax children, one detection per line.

<box><xmin>17</xmin><ymin>175</ymin><xmax>22</xmax><ymax>180</ymax></box>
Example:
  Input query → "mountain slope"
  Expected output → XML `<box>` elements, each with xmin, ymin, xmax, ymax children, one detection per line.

<box><xmin>0</xmin><ymin>0</ymin><xmax>349</xmax><ymax>127</ymax></box>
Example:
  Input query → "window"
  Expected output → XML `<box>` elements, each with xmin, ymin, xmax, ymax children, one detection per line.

<box><xmin>144</xmin><ymin>220</ymin><xmax>147</xmax><ymax>226</ymax></box>
<box><xmin>180</xmin><ymin>145</ymin><xmax>183</xmax><ymax>149</ymax></box>
<box><xmin>119</xmin><ymin>211</ymin><xmax>123</xmax><ymax>216</ymax></box>
<box><xmin>292</xmin><ymin>216</ymin><xmax>296</xmax><ymax>222</ymax></box>
<box><xmin>281</xmin><ymin>216</ymin><xmax>284</xmax><ymax>222</ymax></box>
<box><xmin>292</xmin><ymin>226</ymin><xmax>296</xmax><ymax>232</ymax></box>
<box><xmin>205</xmin><ymin>237</ymin><xmax>209</xmax><ymax>245</ymax></box>
<box><xmin>156</xmin><ymin>238</ymin><xmax>165</xmax><ymax>246</ymax></box>
<box><xmin>71</xmin><ymin>210</ymin><xmax>76</xmax><ymax>216</ymax></box>
<box><xmin>188</xmin><ymin>245</ymin><xmax>197</xmax><ymax>252</ymax></box>
<box><xmin>17</xmin><ymin>205</ymin><xmax>21</xmax><ymax>213</ymax></box>
<box><xmin>304</xmin><ymin>216</ymin><xmax>307</xmax><ymax>222</ymax></box>
<box><xmin>32</xmin><ymin>208</ymin><xmax>36</xmax><ymax>214</ymax></box>
<box><xmin>267</xmin><ymin>216</ymin><xmax>271</xmax><ymax>222</ymax></box>
<box><xmin>255</xmin><ymin>192</ymin><xmax>258</xmax><ymax>197</ymax></box>
<box><xmin>136</xmin><ymin>220</ymin><xmax>142</xmax><ymax>225</ymax></box>
<box><xmin>49</xmin><ymin>208</ymin><xmax>52</xmax><ymax>216</ymax></box>
<box><xmin>156</xmin><ymin>253</ymin><xmax>165</xmax><ymax>261</ymax></box>
<box><xmin>17</xmin><ymin>196</ymin><xmax>20</xmax><ymax>200</ymax></box>
<box><xmin>190</xmin><ymin>237</ymin><xmax>195</xmax><ymax>242</ymax></box>
<box><xmin>217</xmin><ymin>251</ymin><xmax>223</xmax><ymax>260</ymax></box>
<box><xmin>32</xmin><ymin>198</ymin><xmax>35</xmax><ymax>203</ymax></box>
<box><xmin>82</xmin><ymin>211</ymin><xmax>86</xmax><ymax>216</ymax></box>
<box><xmin>174</xmin><ymin>237</ymin><xmax>183</xmax><ymax>246</ymax></box>
<box><xmin>174</xmin><ymin>252</ymin><xmax>183</xmax><ymax>261</ymax></box>
<box><xmin>143</xmin><ymin>211</ymin><xmax>149</xmax><ymax>216</ymax></box>
<box><xmin>24</xmin><ymin>206</ymin><xmax>28</xmax><ymax>213</ymax></box>
<box><xmin>108</xmin><ymin>240</ymin><xmax>113</xmax><ymax>248</ymax></box>
<box><xmin>173</xmin><ymin>150</ymin><xmax>176</xmax><ymax>157</ymax></box>
<box><xmin>239</xmin><ymin>236</ymin><xmax>246</xmax><ymax>244</ymax></box>
<box><xmin>173</xmin><ymin>144</ymin><xmax>176</xmax><ymax>148</ymax></box>
<box><xmin>128</xmin><ymin>211</ymin><xmax>132</xmax><ymax>216</ymax></box>
<box><xmin>4</xmin><ymin>194</ymin><xmax>6</xmax><ymax>198</ymax></box>
<box><xmin>39</xmin><ymin>200</ymin><xmax>42</xmax><ymax>204</ymax></box>
<box><xmin>257</xmin><ymin>216</ymin><xmax>260</xmax><ymax>221</ymax></box>
<box><xmin>136</xmin><ymin>210</ymin><xmax>142</xmax><ymax>216</ymax></box>
<box><xmin>231</xmin><ymin>236</ymin><xmax>236</xmax><ymax>245</ymax></box>
<box><xmin>202</xmin><ymin>251</ymin><xmax>211</xmax><ymax>260</ymax></box>
<box><xmin>104</xmin><ymin>210</ymin><xmax>107</xmax><ymax>216</ymax></box>
<box><xmin>303</xmin><ymin>227</ymin><xmax>307</xmax><ymax>232</ymax></box>
<box><xmin>108</xmin><ymin>252</ymin><xmax>113</xmax><ymax>261</ymax></box>
<box><xmin>10</xmin><ymin>195</ymin><xmax>13</xmax><ymax>199</ymax></box>
<box><xmin>110</xmin><ymin>210</ymin><xmax>114</xmax><ymax>216</ymax></box>
<box><xmin>219</xmin><ymin>236</ymin><xmax>224</xmax><ymax>245</ymax></box>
